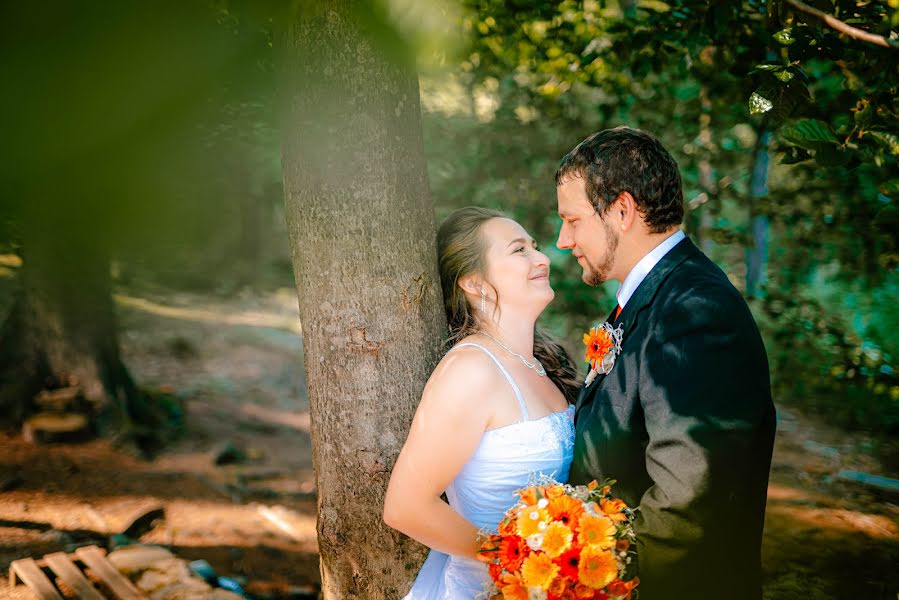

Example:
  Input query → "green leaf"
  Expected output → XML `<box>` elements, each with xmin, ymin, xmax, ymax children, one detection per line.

<box><xmin>775</xmin><ymin>69</ymin><xmax>795</xmax><ymax>82</ymax></box>
<box><xmin>773</xmin><ymin>28</ymin><xmax>795</xmax><ymax>45</ymax></box>
<box><xmin>638</xmin><ymin>0</ymin><xmax>672</xmax><ymax>12</ymax></box>
<box><xmin>867</xmin><ymin>131</ymin><xmax>899</xmax><ymax>156</ymax></box>
<box><xmin>749</xmin><ymin>91</ymin><xmax>774</xmax><ymax>115</ymax></box>
<box><xmin>780</xmin><ymin>119</ymin><xmax>838</xmax><ymax>149</ymax></box>
<box><xmin>879</xmin><ymin>179</ymin><xmax>899</xmax><ymax>199</ymax></box>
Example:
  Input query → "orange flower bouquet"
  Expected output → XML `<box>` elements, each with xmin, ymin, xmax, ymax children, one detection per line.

<box><xmin>477</xmin><ymin>479</ymin><xmax>639</xmax><ymax>600</ymax></box>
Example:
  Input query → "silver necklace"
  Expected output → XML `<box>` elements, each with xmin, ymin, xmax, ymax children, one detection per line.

<box><xmin>480</xmin><ymin>331</ymin><xmax>547</xmax><ymax>377</ymax></box>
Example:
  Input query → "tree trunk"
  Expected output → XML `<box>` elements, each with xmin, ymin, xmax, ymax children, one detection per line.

<box><xmin>746</xmin><ymin>131</ymin><xmax>771</xmax><ymax>297</ymax></box>
<box><xmin>0</xmin><ymin>201</ymin><xmax>143</xmax><ymax>437</ymax></box>
<box><xmin>278</xmin><ymin>2</ymin><xmax>447</xmax><ymax>598</ymax></box>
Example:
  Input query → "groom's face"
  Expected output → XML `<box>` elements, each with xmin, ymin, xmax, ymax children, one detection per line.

<box><xmin>556</xmin><ymin>176</ymin><xmax>620</xmax><ymax>285</ymax></box>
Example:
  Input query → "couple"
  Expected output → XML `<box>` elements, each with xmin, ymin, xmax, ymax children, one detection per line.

<box><xmin>383</xmin><ymin>127</ymin><xmax>777</xmax><ymax>600</ymax></box>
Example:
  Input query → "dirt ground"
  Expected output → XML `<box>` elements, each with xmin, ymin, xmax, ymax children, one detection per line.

<box><xmin>1</xmin><ymin>288</ymin><xmax>897</xmax><ymax>599</ymax></box>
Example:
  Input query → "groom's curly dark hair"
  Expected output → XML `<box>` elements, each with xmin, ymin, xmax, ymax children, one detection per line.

<box><xmin>555</xmin><ymin>127</ymin><xmax>684</xmax><ymax>233</ymax></box>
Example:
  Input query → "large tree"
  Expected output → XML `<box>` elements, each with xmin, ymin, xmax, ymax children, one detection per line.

<box><xmin>278</xmin><ymin>1</ymin><xmax>447</xmax><ymax>597</ymax></box>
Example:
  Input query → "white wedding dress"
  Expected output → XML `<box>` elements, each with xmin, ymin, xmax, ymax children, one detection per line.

<box><xmin>403</xmin><ymin>342</ymin><xmax>576</xmax><ymax>599</ymax></box>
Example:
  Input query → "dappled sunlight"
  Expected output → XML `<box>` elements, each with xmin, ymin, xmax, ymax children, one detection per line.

<box><xmin>241</xmin><ymin>404</ymin><xmax>310</xmax><ymax>432</ymax></box>
<box><xmin>115</xmin><ymin>294</ymin><xmax>302</xmax><ymax>334</ymax></box>
<box><xmin>766</xmin><ymin>503</ymin><xmax>897</xmax><ymax>539</ymax></box>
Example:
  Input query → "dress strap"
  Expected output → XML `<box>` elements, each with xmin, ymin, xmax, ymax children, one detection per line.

<box><xmin>451</xmin><ymin>342</ymin><xmax>529</xmax><ymax>422</ymax></box>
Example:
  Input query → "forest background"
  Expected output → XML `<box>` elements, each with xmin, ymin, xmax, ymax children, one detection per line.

<box><xmin>0</xmin><ymin>1</ymin><xmax>896</xmax><ymax>599</ymax></box>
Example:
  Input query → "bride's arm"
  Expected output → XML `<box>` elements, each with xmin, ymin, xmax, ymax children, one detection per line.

<box><xmin>383</xmin><ymin>350</ymin><xmax>495</xmax><ymax>559</ymax></box>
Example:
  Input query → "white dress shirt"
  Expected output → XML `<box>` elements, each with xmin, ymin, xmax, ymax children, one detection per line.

<box><xmin>616</xmin><ymin>229</ymin><xmax>686</xmax><ymax>309</ymax></box>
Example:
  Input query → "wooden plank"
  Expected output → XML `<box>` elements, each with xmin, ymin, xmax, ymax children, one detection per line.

<box><xmin>44</xmin><ymin>552</ymin><xmax>105</xmax><ymax>600</ymax></box>
<box><xmin>75</xmin><ymin>546</ymin><xmax>146</xmax><ymax>600</ymax></box>
<box><xmin>9</xmin><ymin>557</ymin><xmax>63</xmax><ymax>600</ymax></box>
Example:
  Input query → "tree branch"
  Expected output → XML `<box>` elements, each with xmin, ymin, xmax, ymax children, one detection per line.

<box><xmin>783</xmin><ymin>0</ymin><xmax>898</xmax><ymax>49</ymax></box>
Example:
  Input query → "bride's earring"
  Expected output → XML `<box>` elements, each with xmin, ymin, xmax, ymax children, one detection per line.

<box><xmin>480</xmin><ymin>289</ymin><xmax>487</xmax><ymax>313</ymax></box>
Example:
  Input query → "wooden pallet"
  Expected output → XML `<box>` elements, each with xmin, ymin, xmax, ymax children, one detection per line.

<box><xmin>9</xmin><ymin>546</ymin><xmax>146</xmax><ymax>599</ymax></box>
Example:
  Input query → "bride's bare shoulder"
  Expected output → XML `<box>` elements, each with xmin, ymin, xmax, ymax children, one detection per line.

<box><xmin>425</xmin><ymin>338</ymin><xmax>503</xmax><ymax>396</ymax></box>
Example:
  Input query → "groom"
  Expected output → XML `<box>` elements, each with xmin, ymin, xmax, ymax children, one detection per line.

<box><xmin>556</xmin><ymin>127</ymin><xmax>776</xmax><ymax>600</ymax></box>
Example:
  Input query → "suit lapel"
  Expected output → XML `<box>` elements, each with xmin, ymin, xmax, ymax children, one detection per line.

<box><xmin>613</xmin><ymin>236</ymin><xmax>699</xmax><ymax>333</ymax></box>
<box><xmin>574</xmin><ymin>237</ymin><xmax>699</xmax><ymax>423</ymax></box>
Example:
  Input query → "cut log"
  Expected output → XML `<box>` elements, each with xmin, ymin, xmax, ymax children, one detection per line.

<box><xmin>23</xmin><ymin>412</ymin><xmax>91</xmax><ymax>444</ymax></box>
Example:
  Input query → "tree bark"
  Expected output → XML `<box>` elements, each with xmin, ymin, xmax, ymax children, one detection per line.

<box><xmin>278</xmin><ymin>2</ymin><xmax>447</xmax><ymax>598</ymax></box>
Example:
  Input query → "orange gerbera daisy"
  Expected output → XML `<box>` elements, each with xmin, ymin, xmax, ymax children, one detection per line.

<box><xmin>577</xmin><ymin>514</ymin><xmax>617</xmax><ymax>550</ymax></box>
<box><xmin>583</xmin><ymin>326</ymin><xmax>614</xmax><ymax>368</ymax></box>
<box><xmin>499</xmin><ymin>572</ymin><xmax>528</xmax><ymax>600</ymax></box>
<box><xmin>600</xmin><ymin>498</ymin><xmax>628</xmax><ymax>522</ymax></box>
<box><xmin>548</xmin><ymin>495</ymin><xmax>586</xmax><ymax>530</ymax></box>
<box><xmin>541</xmin><ymin>522</ymin><xmax>574</xmax><ymax>558</ymax></box>
<box><xmin>517</xmin><ymin>504</ymin><xmax>550</xmax><ymax>538</ymax></box>
<box><xmin>498</xmin><ymin>535</ymin><xmax>528</xmax><ymax>572</ymax></box>
<box><xmin>488</xmin><ymin>562</ymin><xmax>503</xmax><ymax>582</ymax></box>
<box><xmin>578</xmin><ymin>546</ymin><xmax>618</xmax><ymax>590</ymax></box>
<box><xmin>554</xmin><ymin>546</ymin><xmax>581</xmax><ymax>581</ymax></box>
<box><xmin>521</xmin><ymin>553</ymin><xmax>560</xmax><ymax>590</ymax></box>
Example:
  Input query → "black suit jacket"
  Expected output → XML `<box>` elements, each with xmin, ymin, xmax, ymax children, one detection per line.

<box><xmin>569</xmin><ymin>238</ymin><xmax>776</xmax><ymax>600</ymax></box>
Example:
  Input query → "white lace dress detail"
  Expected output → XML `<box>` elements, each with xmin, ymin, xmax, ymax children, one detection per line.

<box><xmin>403</xmin><ymin>343</ymin><xmax>575</xmax><ymax>599</ymax></box>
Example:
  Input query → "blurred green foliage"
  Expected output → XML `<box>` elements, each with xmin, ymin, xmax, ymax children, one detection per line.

<box><xmin>0</xmin><ymin>1</ymin><xmax>895</xmax><ymax>440</ymax></box>
<box><xmin>423</xmin><ymin>0</ymin><xmax>898</xmax><ymax>440</ymax></box>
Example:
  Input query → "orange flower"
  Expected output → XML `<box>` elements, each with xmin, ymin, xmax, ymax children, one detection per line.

<box><xmin>607</xmin><ymin>578</ymin><xmax>639</xmax><ymax>598</ymax></box>
<box><xmin>499</xmin><ymin>572</ymin><xmax>528</xmax><ymax>600</ymax></box>
<box><xmin>615</xmin><ymin>538</ymin><xmax>630</xmax><ymax>552</ymax></box>
<box><xmin>573</xmin><ymin>583</ymin><xmax>595</xmax><ymax>598</ymax></box>
<box><xmin>554</xmin><ymin>546</ymin><xmax>581</xmax><ymax>581</ymax></box>
<box><xmin>521</xmin><ymin>553</ymin><xmax>560</xmax><ymax>590</ymax></box>
<box><xmin>478</xmin><ymin>534</ymin><xmax>504</xmax><ymax>562</ymax></box>
<box><xmin>488</xmin><ymin>562</ymin><xmax>503</xmax><ymax>583</ymax></box>
<box><xmin>600</xmin><ymin>498</ymin><xmax>628</xmax><ymax>522</ymax></box>
<box><xmin>577</xmin><ymin>514</ymin><xmax>617</xmax><ymax>550</ymax></box>
<box><xmin>578</xmin><ymin>546</ymin><xmax>618</xmax><ymax>590</ymax></box>
<box><xmin>543</xmin><ymin>484</ymin><xmax>566</xmax><ymax>499</ymax></box>
<box><xmin>541</xmin><ymin>522</ymin><xmax>574</xmax><ymax>558</ymax></box>
<box><xmin>498</xmin><ymin>535</ymin><xmax>528</xmax><ymax>573</ymax></box>
<box><xmin>517</xmin><ymin>504</ymin><xmax>550</xmax><ymax>538</ymax></box>
<box><xmin>547</xmin><ymin>575</ymin><xmax>569</xmax><ymax>596</ymax></box>
<box><xmin>548</xmin><ymin>495</ymin><xmax>586</xmax><ymax>531</ymax></box>
<box><xmin>518</xmin><ymin>486</ymin><xmax>539</xmax><ymax>506</ymax></box>
<box><xmin>583</xmin><ymin>327</ymin><xmax>614</xmax><ymax>368</ymax></box>
<box><xmin>499</xmin><ymin>515</ymin><xmax>517</xmax><ymax>536</ymax></box>
<box><xmin>587</xmin><ymin>480</ymin><xmax>599</xmax><ymax>491</ymax></box>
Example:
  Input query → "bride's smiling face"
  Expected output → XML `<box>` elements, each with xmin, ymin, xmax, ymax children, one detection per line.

<box><xmin>478</xmin><ymin>217</ymin><xmax>554</xmax><ymax>316</ymax></box>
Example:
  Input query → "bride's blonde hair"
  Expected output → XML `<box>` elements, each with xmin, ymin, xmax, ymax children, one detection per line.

<box><xmin>437</xmin><ymin>207</ymin><xmax>580</xmax><ymax>404</ymax></box>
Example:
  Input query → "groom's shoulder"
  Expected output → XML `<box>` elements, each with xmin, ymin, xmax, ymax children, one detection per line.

<box><xmin>656</xmin><ymin>251</ymin><xmax>753</xmax><ymax>322</ymax></box>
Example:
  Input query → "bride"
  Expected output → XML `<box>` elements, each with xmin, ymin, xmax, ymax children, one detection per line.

<box><xmin>383</xmin><ymin>207</ymin><xmax>580</xmax><ymax>599</ymax></box>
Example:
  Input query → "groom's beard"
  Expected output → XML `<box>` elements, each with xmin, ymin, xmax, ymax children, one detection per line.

<box><xmin>584</xmin><ymin>219</ymin><xmax>619</xmax><ymax>286</ymax></box>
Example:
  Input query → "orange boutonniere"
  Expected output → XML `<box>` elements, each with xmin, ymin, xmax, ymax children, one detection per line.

<box><xmin>582</xmin><ymin>323</ymin><xmax>623</xmax><ymax>385</ymax></box>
